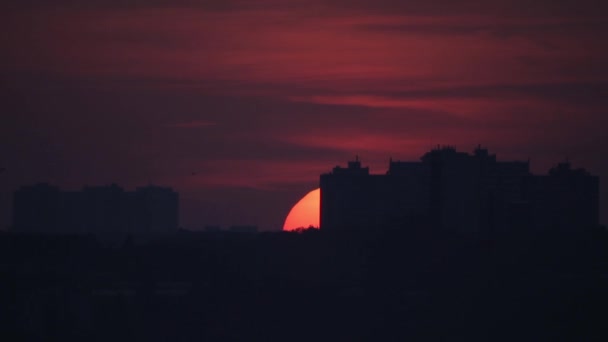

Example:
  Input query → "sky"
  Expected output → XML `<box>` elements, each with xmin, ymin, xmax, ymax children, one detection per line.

<box><xmin>1</xmin><ymin>0</ymin><xmax>607</xmax><ymax>230</ymax></box>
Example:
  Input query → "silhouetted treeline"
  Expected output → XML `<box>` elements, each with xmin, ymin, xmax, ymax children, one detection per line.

<box><xmin>1</xmin><ymin>225</ymin><xmax>607</xmax><ymax>341</ymax></box>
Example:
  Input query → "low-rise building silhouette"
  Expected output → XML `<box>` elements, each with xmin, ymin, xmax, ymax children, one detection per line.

<box><xmin>204</xmin><ymin>225</ymin><xmax>222</xmax><ymax>232</ymax></box>
<box><xmin>228</xmin><ymin>225</ymin><xmax>259</xmax><ymax>233</ymax></box>
<box><xmin>320</xmin><ymin>146</ymin><xmax>599</xmax><ymax>232</ymax></box>
<box><xmin>12</xmin><ymin>184</ymin><xmax>179</xmax><ymax>234</ymax></box>
<box><xmin>522</xmin><ymin>162</ymin><xmax>600</xmax><ymax>230</ymax></box>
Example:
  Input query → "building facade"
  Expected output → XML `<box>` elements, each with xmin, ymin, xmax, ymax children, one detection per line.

<box><xmin>320</xmin><ymin>146</ymin><xmax>599</xmax><ymax>233</ymax></box>
<box><xmin>13</xmin><ymin>184</ymin><xmax>179</xmax><ymax>234</ymax></box>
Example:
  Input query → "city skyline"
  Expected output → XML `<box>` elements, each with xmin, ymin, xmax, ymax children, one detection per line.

<box><xmin>3</xmin><ymin>146</ymin><xmax>606</xmax><ymax>231</ymax></box>
<box><xmin>12</xmin><ymin>183</ymin><xmax>179</xmax><ymax>233</ymax></box>
<box><xmin>10</xmin><ymin>145</ymin><xmax>600</xmax><ymax>232</ymax></box>
<box><xmin>321</xmin><ymin>145</ymin><xmax>599</xmax><ymax>233</ymax></box>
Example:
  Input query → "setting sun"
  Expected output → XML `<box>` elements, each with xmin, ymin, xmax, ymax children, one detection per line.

<box><xmin>283</xmin><ymin>188</ymin><xmax>320</xmax><ymax>231</ymax></box>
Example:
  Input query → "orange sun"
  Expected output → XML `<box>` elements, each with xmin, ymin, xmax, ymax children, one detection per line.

<box><xmin>283</xmin><ymin>188</ymin><xmax>320</xmax><ymax>231</ymax></box>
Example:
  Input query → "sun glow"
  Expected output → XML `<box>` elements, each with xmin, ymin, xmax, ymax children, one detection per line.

<box><xmin>283</xmin><ymin>188</ymin><xmax>320</xmax><ymax>231</ymax></box>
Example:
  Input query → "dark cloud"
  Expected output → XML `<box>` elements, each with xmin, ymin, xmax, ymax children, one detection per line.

<box><xmin>374</xmin><ymin>82</ymin><xmax>608</xmax><ymax>105</ymax></box>
<box><xmin>4</xmin><ymin>0</ymin><xmax>606</xmax><ymax>16</ymax></box>
<box><xmin>1</xmin><ymin>0</ymin><xmax>312</xmax><ymax>11</ymax></box>
<box><xmin>332</xmin><ymin>0</ymin><xmax>608</xmax><ymax>16</ymax></box>
<box><xmin>359</xmin><ymin>20</ymin><xmax>608</xmax><ymax>38</ymax></box>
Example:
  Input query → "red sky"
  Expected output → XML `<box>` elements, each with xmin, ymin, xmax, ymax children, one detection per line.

<box><xmin>1</xmin><ymin>0</ymin><xmax>607</xmax><ymax>229</ymax></box>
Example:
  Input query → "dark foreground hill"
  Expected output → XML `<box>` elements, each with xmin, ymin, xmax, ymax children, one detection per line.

<box><xmin>1</xmin><ymin>226</ymin><xmax>607</xmax><ymax>341</ymax></box>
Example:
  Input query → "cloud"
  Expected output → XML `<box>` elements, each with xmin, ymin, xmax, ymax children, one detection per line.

<box><xmin>3</xmin><ymin>3</ymin><xmax>605</xmax><ymax>90</ymax></box>
<box><xmin>164</xmin><ymin>159</ymin><xmax>332</xmax><ymax>190</ymax></box>
<box><xmin>5</xmin><ymin>0</ymin><xmax>606</xmax><ymax>15</ymax></box>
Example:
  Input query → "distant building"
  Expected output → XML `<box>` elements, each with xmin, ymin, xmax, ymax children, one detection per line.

<box><xmin>320</xmin><ymin>157</ymin><xmax>430</xmax><ymax>231</ymax></box>
<box><xmin>13</xmin><ymin>183</ymin><xmax>63</xmax><ymax>233</ymax></box>
<box><xmin>320</xmin><ymin>146</ymin><xmax>599</xmax><ymax>233</ymax></box>
<box><xmin>228</xmin><ymin>225</ymin><xmax>258</xmax><ymax>233</ymax></box>
<box><xmin>523</xmin><ymin>162</ymin><xmax>599</xmax><ymax>230</ymax></box>
<box><xmin>131</xmin><ymin>185</ymin><xmax>180</xmax><ymax>233</ymax></box>
<box><xmin>12</xmin><ymin>184</ymin><xmax>179</xmax><ymax>234</ymax></box>
<box><xmin>204</xmin><ymin>225</ymin><xmax>222</xmax><ymax>232</ymax></box>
